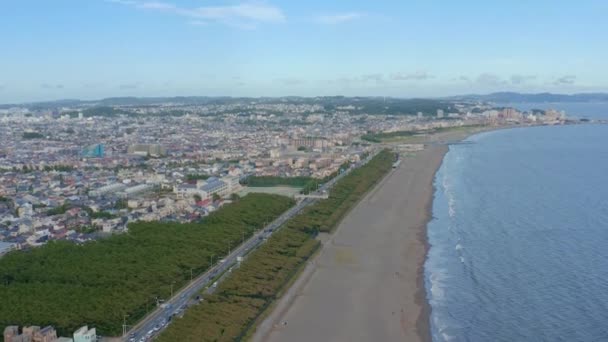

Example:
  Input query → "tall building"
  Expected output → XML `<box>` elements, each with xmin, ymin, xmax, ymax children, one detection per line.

<box><xmin>437</xmin><ymin>109</ymin><xmax>444</xmax><ymax>119</ymax></box>
<box><xmin>128</xmin><ymin>144</ymin><xmax>167</xmax><ymax>157</ymax></box>
<box><xmin>82</xmin><ymin>144</ymin><xmax>105</xmax><ymax>158</ymax></box>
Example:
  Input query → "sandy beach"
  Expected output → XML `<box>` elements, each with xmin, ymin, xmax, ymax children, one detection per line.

<box><xmin>251</xmin><ymin>128</ymin><xmax>488</xmax><ymax>342</ymax></box>
<box><xmin>252</xmin><ymin>145</ymin><xmax>447</xmax><ymax>342</ymax></box>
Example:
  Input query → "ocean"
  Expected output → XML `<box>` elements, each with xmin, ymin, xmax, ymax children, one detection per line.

<box><xmin>425</xmin><ymin>104</ymin><xmax>608</xmax><ymax>342</ymax></box>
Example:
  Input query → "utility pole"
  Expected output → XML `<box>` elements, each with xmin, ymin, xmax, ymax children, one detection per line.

<box><xmin>122</xmin><ymin>315</ymin><xmax>128</xmax><ymax>337</ymax></box>
<box><xmin>242</xmin><ymin>230</ymin><xmax>245</xmax><ymax>245</ymax></box>
<box><xmin>170</xmin><ymin>282</ymin><xmax>174</xmax><ymax>298</ymax></box>
<box><xmin>209</xmin><ymin>254</ymin><xmax>215</xmax><ymax>268</ymax></box>
<box><xmin>190</xmin><ymin>268</ymin><xmax>194</xmax><ymax>282</ymax></box>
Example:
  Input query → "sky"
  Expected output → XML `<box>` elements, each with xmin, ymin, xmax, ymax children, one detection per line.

<box><xmin>1</xmin><ymin>0</ymin><xmax>607</xmax><ymax>103</ymax></box>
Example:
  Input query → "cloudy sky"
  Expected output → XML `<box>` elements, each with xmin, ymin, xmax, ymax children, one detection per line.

<box><xmin>1</xmin><ymin>0</ymin><xmax>607</xmax><ymax>103</ymax></box>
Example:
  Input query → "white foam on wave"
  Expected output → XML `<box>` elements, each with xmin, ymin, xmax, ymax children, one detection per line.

<box><xmin>460</xmin><ymin>256</ymin><xmax>465</xmax><ymax>263</ymax></box>
<box><xmin>440</xmin><ymin>170</ymin><xmax>458</xmax><ymax>219</ymax></box>
<box><xmin>455</xmin><ymin>243</ymin><xmax>463</xmax><ymax>251</ymax></box>
<box><xmin>448</xmin><ymin>197</ymin><xmax>456</xmax><ymax>217</ymax></box>
<box><xmin>429</xmin><ymin>272</ymin><xmax>445</xmax><ymax>300</ymax></box>
<box><xmin>432</xmin><ymin>315</ymin><xmax>455</xmax><ymax>342</ymax></box>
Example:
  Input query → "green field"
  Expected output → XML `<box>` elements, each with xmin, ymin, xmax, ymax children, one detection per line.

<box><xmin>362</xmin><ymin>124</ymin><xmax>485</xmax><ymax>143</ymax></box>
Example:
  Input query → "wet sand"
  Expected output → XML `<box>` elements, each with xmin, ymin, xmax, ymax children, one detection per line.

<box><xmin>253</xmin><ymin>143</ymin><xmax>450</xmax><ymax>342</ymax></box>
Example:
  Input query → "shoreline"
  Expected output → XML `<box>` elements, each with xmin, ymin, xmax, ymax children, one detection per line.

<box><xmin>416</xmin><ymin>146</ymin><xmax>447</xmax><ymax>342</ymax></box>
<box><xmin>253</xmin><ymin>125</ymin><xmax>518</xmax><ymax>342</ymax></box>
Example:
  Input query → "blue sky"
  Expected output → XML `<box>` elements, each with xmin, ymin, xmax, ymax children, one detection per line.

<box><xmin>1</xmin><ymin>0</ymin><xmax>607</xmax><ymax>103</ymax></box>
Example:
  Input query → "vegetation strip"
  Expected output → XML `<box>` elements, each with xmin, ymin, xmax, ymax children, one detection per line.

<box><xmin>362</xmin><ymin>124</ymin><xmax>484</xmax><ymax>143</ymax></box>
<box><xmin>156</xmin><ymin>150</ymin><xmax>395</xmax><ymax>342</ymax></box>
<box><xmin>0</xmin><ymin>194</ymin><xmax>293</xmax><ymax>337</ymax></box>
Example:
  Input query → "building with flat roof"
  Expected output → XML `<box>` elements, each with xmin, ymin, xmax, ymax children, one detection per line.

<box><xmin>34</xmin><ymin>325</ymin><xmax>57</xmax><ymax>342</ymax></box>
<box><xmin>81</xmin><ymin>144</ymin><xmax>104</xmax><ymax>158</ymax></box>
<box><xmin>73</xmin><ymin>326</ymin><xmax>96</xmax><ymax>342</ymax></box>
<box><xmin>56</xmin><ymin>338</ymin><xmax>74</xmax><ymax>342</ymax></box>
<box><xmin>127</xmin><ymin>144</ymin><xmax>166</xmax><ymax>157</ymax></box>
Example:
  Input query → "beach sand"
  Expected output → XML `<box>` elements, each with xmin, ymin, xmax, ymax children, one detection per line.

<box><xmin>252</xmin><ymin>129</ymin><xmax>488</xmax><ymax>342</ymax></box>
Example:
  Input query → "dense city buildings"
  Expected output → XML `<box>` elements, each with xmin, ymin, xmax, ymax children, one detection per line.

<box><xmin>0</xmin><ymin>97</ymin><xmax>571</xmax><ymax>256</ymax></box>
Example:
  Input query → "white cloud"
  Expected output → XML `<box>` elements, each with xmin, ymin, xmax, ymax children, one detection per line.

<box><xmin>554</xmin><ymin>75</ymin><xmax>576</xmax><ymax>85</ymax></box>
<box><xmin>194</xmin><ymin>3</ymin><xmax>285</xmax><ymax>23</ymax></box>
<box><xmin>41</xmin><ymin>83</ymin><xmax>64</xmax><ymax>89</ymax></box>
<box><xmin>188</xmin><ymin>20</ymin><xmax>208</xmax><ymax>27</ymax></box>
<box><xmin>476</xmin><ymin>73</ymin><xmax>506</xmax><ymax>86</ymax></box>
<box><xmin>390</xmin><ymin>71</ymin><xmax>434</xmax><ymax>81</ymax></box>
<box><xmin>137</xmin><ymin>2</ymin><xmax>176</xmax><ymax>11</ymax></box>
<box><xmin>452</xmin><ymin>75</ymin><xmax>471</xmax><ymax>82</ymax></box>
<box><xmin>105</xmin><ymin>0</ymin><xmax>136</xmax><ymax>5</ymax></box>
<box><xmin>107</xmin><ymin>1</ymin><xmax>286</xmax><ymax>28</ymax></box>
<box><xmin>315</xmin><ymin>12</ymin><xmax>364</xmax><ymax>24</ymax></box>
<box><xmin>360</xmin><ymin>74</ymin><xmax>384</xmax><ymax>82</ymax></box>
<box><xmin>277</xmin><ymin>78</ymin><xmax>306</xmax><ymax>86</ymax></box>
<box><xmin>119</xmin><ymin>82</ymin><xmax>141</xmax><ymax>89</ymax></box>
<box><xmin>510</xmin><ymin>74</ymin><xmax>536</xmax><ymax>85</ymax></box>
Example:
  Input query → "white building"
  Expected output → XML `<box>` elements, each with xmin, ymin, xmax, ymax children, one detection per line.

<box><xmin>73</xmin><ymin>326</ymin><xmax>96</xmax><ymax>342</ymax></box>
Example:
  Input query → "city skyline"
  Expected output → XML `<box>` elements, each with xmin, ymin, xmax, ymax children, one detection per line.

<box><xmin>1</xmin><ymin>0</ymin><xmax>607</xmax><ymax>103</ymax></box>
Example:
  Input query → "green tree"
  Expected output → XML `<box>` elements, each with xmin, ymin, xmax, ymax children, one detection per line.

<box><xmin>0</xmin><ymin>194</ymin><xmax>294</xmax><ymax>337</ymax></box>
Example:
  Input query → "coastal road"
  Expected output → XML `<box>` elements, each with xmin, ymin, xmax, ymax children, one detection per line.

<box><xmin>257</xmin><ymin>145</ymin><xmax>447</xmax><ymax>342</ymax></box>
<box><xmin>122</xmin><ymin>150</ymin><xmax>379</xmax><ymax>342</ymax></box>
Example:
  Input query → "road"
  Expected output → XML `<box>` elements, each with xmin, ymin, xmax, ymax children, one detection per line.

<box><xmin>122</xmin><ymin>150</ymin><xmax>379</xmax><ymax>342</ymax></box>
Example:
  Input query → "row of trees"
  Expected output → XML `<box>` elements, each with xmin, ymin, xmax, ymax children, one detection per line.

<box><xmin>156</xmin><ymin>150</ymin><xmax>395</xmax><ymax>341</ymax></box>
<box><xmin>21</xmin><ymin>132</ymin><xmax>44</xmax><ymax>139</ymax></box>
<box><xmin>0</xmin><ymin>194</ymin><xmax>294</xmax><ymax>337</ymax></box>
<box><xmin>240</xmin><ymin>176</ymin><xmax>314</xmax><ymax>188</ymax></box>
<box><xmin>361</xmin><ymin>130</ymin><xmax>417</xmax><ymax>143</ymax></box>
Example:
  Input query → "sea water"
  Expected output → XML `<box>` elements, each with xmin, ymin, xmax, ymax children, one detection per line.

<box><xmin>425</xmin><ymin>120</ymin><xmax>608</xmax><ymax>341</ymax></box>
